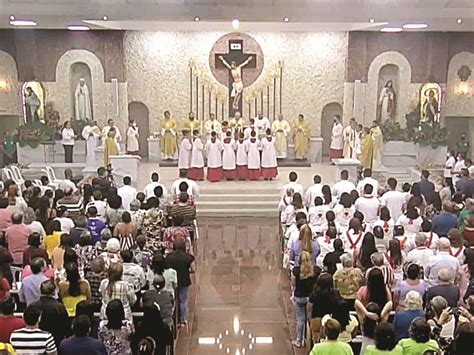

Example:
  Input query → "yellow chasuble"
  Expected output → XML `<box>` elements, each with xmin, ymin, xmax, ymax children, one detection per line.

<box><xmin>359</xmin><ymin>134</ymin><xmax>374</xmax><ymax>169</ymax></box>
<box><xmin>160</xmin><ymin>118</ymin><xmax>178</xmax><ymax>157</ymax></box>
<box><xmin>292</xmin><ymin>120</ymin><xmax>311</xmax><ymax>159</ymax></box>
<box><xmin>272</xmin><ymin>119</ymin><xmax>291</xmax><ymax>158</ymax></box>
<box><xmin>104</xmin><ymin>137</ymin><xmax>119</xmax><ymax>166</ymax></box>
<box><xmin>183</xmin><ymin>119</ymin><xmax>202</xmax><ymax>135</ymax></box>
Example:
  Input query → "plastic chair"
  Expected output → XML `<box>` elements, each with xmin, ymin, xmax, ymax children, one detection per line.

<box><xmin>40</xmin><ymin>166</ymin><xmax>60</xmax><ymax>189</ymax></box>
<box><xmin>9</xmin><ymin>266</ymin><xmax>23</xmax><ymax>290</ymax></box>
<box><xmin>3</xmin><ymin>168</ymin><xmax>15</xmax><ymax>182</ymax></box>
<box><xmin>10</xmin><ymin>166</ymin><xmax>25</xmax><ymax>185</ymax></box>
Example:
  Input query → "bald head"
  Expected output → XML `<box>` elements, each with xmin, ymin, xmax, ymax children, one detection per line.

<box><xmin>438</xmin><ymin>237</ymin><xmax>451</xmax><ymax>252</ymax></box>
<box><xmin>371</xmin><ymin>252</ymin><xmax>384</xmax><ymax>267</ymax></box>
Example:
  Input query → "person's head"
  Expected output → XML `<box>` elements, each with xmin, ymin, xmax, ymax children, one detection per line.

<box><xmin>363</xmin><ymin>184</ymin><xmax>374</xmax><ymax>196</ymax></box>
<box><xmin>40</xmin><ymin>279</ymin><xmax>56</xmax><ymax>297</ymax></box>
<box><xmin>333</xmin><ymin>238</ymin><xmax>344</xmax><ymax>252</ymax></box>
<box><xmin>340</xmin><ymin>170</ymin><xmax>349</xmax><ymax>181</ymax></box>
<box><xmin>152</xmin><ymin>274</ymin><xmax>166</xmax><ymax>291</ymax></box>
<box><xmin>372</xmin><ymin>225</ymin><xmax>384</xmax><ymax>240</ymax></box>
<box><xmin>123</xmin><ymin>176</ymin><xmax>132</xmax><ymax>186</ymax></box>
<box><xmin>438</xmin><ymin>237</ymin><xmax>451</xmax><ymax>252</ymax></box>
<box><xmin>136</xmin><ymin>235</ymin><xmax>146</xmax><ymax>249</ymax></box>
<box><xmin>421</xmin><ymin>170</ymin><xmax>430</xmax><ymax>180</ymax></box>
<box><xmin>87</xmin><ymin>206</ymin><xmax>98</xmax><ymax>218</ymax></box>
<box><xmin>151</xmin><ymin>252</ymin><xmax>165</xmax><ymax>274</ymax></box>
<box><xmin>299</xmin><ymin>251</ymin><xmax>314</xmax><ymax>280</ymax></box>
<box><xmin>360</xmin><ymin>232</ymin><xmax>377</xmax><ymax>269</ymax></box>
<box><xmin>339</xmin><ymin>193</ymin><xmax>352</xmax><ymax>208</ymax></box>
<box><xmin>379</xmin><ymin>206</ymin><xmax>391</xmax><ymax>222</ymax></box>
<box><xmin>107</xmin><ymin>194</ymin><xmax>122</xmax><ymax>209</ymax></box>
<box><xmin>366</xmin><ymin>267</ymin><xmax>387</xmax><ymax>306</ymax></box>
<box><xmin>322</xmin><ymin>185</ymin><xmax>332</xmax><ymax>205</ymax></box>
<box><xmin>120</xmin><ymin>250</ymin><xmax>134</xmax><ymax>263</ymax></box>
<box><xmin>414</xmin><ymin>233</ymin><xmax>427</xmax><ymax>248</ymax></box>
<box><xmin>405</xmin><ymin>290</ymin><xmax>423</xmax><ymax>311</ymax></box>
<box><xmin>388</xmin><ymin>238</ymin><xmax>402</xmax><ymax>267</ymax></box>
<box><xmin>174</xmin><ymin>238</ymin><xmax>186</xmax><ymax>252</ymax></box>
<box><xmin>326</xmin><ymin>226</ymin><xmax>337</xmax><ymax>240</ymax></box>
<box><xmin>130</xmin><ymin>199</ymin><xmax>140</xmax><ymax>212</ymax></box>
<box><xmin>371</xmin><ymin>322</ymin><xmax>397</xmax><ymax>352</ymax></box>
<box><xmin>406</xmin><ymin>263</ymin><xmax>421</xmax><ymax>281</ymax></box>
<box><xmin>333</xmin><ymin>114</ymin><xmax>341</xmax><ymax>123</ymax></box>
<box><xmin>394</xmin><ymin>225</ymin><xmax>404</xmax><ymax>237</ymax></box>
<box><xmin>353</xmin><ymin>211</ymin><xmax>364</xmax><ymax>224</ymax></box>
<box><xmin>437</xmin><ymin>267</ymin><xmax>454</xmax><ymax>284</ymax></box>
<box><xmin>107</xmin><ymin>128</ymin><xmax>116</xmax><ymax>138</ymax></box>
<box><xmin>409</xmin><ymin>317</ymin><xmax>431</xmax><ymax>343</ymax></box>
<box><xmin>136</xmin><ymin>192</ymin><xmax>146</xmax><ymax>204</ymax></box>
<box><xmin>106</xmin><ymin>238</ymin><xmax>121</xmax><ymax>253</ymax></box>
<box><xmin>324</xmin><ymin>318</ymin><xmax>342</xmax><ymax>341</ymax></box>
<box><xmin>28</xmin><ymin>232</ymin><xmax>42</xmax><ymax>247</ymax></box>
<box><xmin>107</xmin><ymin>263</ymin><xmax>123</xmax><ymax>286</ymax></box>
<box><xmin>11</xmin><ymin>212</ymin><xmax>23</xmax><ymax>225</ymax></box>
<box><xmin>295</xmin><ymin>212</ymin><xmax>307</xmax><ymax>228</ymax></box>
<box><xmin>63</xmin><ymin>120</ymin><xmax>71</xmax><ymax>129</ymax></box>
<box><xmin>72</xmin><ymin>315</ymin><xmax>91</xmax><ymax>337</ymax></box>
<box><xmin>63</xmin><ymin>248</ymin><xmax>78</xmax><ymax>265</ymax></box>
<box><xmin>313</xmin><ymin>175</ymin><xmax>321</xmax><ymax>184</ymax></box>
<box><xmin>30</xmin><ymin>257</ymin><xmax>46</xmax><ymax>275</ymax></box>
<box><xmin>453</xmin><ymin>321</ymin><xmax>474</xmax><ymax>355</ymax></box>
<box><xmin>79</xmin><ymin>231</ymin><xmax>92</xmax><ymax>247</ymax></box>
<box><xmin>59</xmin><ymin>233</ymin><xmax>73</xmax><ymax>249</ymax></box>
<box><xmin>90</xmin><ymin>257</ymin><xmax>105</xmax><ymax>274</ymax></box>
<box><xmin>122</xmin><ymin>211</ymin><xmax>132</xmax><ymax>224</ymax></box>
<box><xmin>370</xmin><ymin>252</ymin><xmax>384</xmax><ymax>267</ymax></box>
<box><xmin>326</xmin><ymin>211</ymin><xmax>336</xmax><ymax>223</ymax></box>
<box><xmin>429</xmin><ymin>296</ymin><xmax>448</xmax><ymax>318</ymax></box>
<box><xmin>23</xmin><ymin>305</ymin><xmax>41</xmax><ymax>327</ymax></box>
<box><xmin>289</xmin><ymin>171</ymin><xmax>297</xmax><ymax>182</ymax></box>
<box><xmin>363</xmin><ymin>168</ymin><xmax>372</xmax><ymax>178</ymax></box>
<box><xmin>65</xmin><ymin>262</ymin><xmax>81</xmax><ymax>296</ymax></box>
<box><xmin>298</xmin><ymin>114</ymin><xmax>304</xmax><ymax>121</ymax></box>
<box><xmin>178</xmin><ymin>192</ymin><xmax>189</xmax><ymax>204</ymax></box>
<box><xmin>348</xmin><ymin>217</ymin><xmax>361</xmax><ymax>232</ymax></box>
<box><xmin>0</xmin><ymin>296</ymin><xmax>16</xmax><ymax>315</ymax></box>
<box><xmin>298</xmin><ymin>225</ymin><xmax>313</xmax><ymax>254</ymax></box>
<box><xmin>448</xmin><ymin>228</ymin><xmax>463</xmax><ymax>248</ymax></box>
<box><xmin>421</xmin><ymin>219</ymin><xmax>432</xmax><ymax>233</ymax></box>
<box><xmin>172</xmin><ymin>215</ymin><xmax>184</xmax><ymax>227</ymax></box>
<box><xmin>107</xmin><ymin>119</ymin><xmax>114</xmax><ymax>127</ymax></box>
<box><xmin>179</xmin><ymin>169</ymin><xmax>188</xmax><ymax>179</ymax></box>
<box><xmin>105</xmin><ymin>299</ymin><xmax>125</xmax><ymax>330</ymax></box>
<box><xmin>292</xmin><ymin>192</ymin><xmax>303</xmax><ymax>209</ymax></box>
<box><xmin>340</xmin><ymin>253</ymin><xmax>354</xmax><ymax>268</ymax></box>
<box><xmin>314</xmin><ymin>196</ymin><xmax>323</xmax><ymax>207</ymax></box>
<box><xmin>363</xmin><ymin>302</ymin><xmax>381</xmax><ymax>338</ymax></box>
<box><xmin>147</xmin><ymin>197</ymin><xmax>159</xmax><ymax>209</ymax></box>
<box><xmin>387</xmin><ymin>177</ymin><xmax>397</xmax><ymax>191</ymax></box>
<box><xmin>142</xmin><ymin>301</ymin><xmax>165</xmax><ymax>328</ymax></box>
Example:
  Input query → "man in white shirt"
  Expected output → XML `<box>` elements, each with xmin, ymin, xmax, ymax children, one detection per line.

<box><xmin>54</xmin><ymin>206</ymin><xmax>75</xmax><ymax>233</ymax></box>
<box><xmin>254</xmin><ymin>112</ymin><xmax>270</xmax><ymax>139</ymax></box>
<box><xmin>406</xmin><ymin>233</ymin><xmax>434</xmax><ymax>271</ymax></box>
<box><xmin>357</xmin><ymin>168</ymin><xmax>379</xmax><ymax>197</ymax></box>
<box><xmin>304</xmin><ymin>175</ymin><xmax>323</xmax><ymax>207</ymax></box>
<box><xmin>57</xmin><ymin>168</ymin><xmax>77</xmax><ymax>193</ymax></box>
<box><xmin>172</xmin><ymin>169</ymin><xmax>200</xmax><ymax>199</ymax></box>
<box><xmin>425</xmin><ymin>238</ymin><xmax>460</xmax><ymax>287</ymax></box>
<box><xmin>379</xmin><ymin>177</ymin><xmax>405</xmax><ymax>221</ymax></box>
<box><xmin>354</xmin><ymin>184</ymin><xmax>381</xmax><ymax>225</ymax></box>
<box><xmin>101</xmin><ymin>118</ymin><xmax>122</xmax><ymax>144</ymax></box>
<box><xmin>281</xmin><ymin>171</ymin><xmax>304</xmax><ymax>197</ymax></box>
<box><xmin>144</xmin><ymin>172</ymin><xmax>168</xmax><ymax>200</ymax></box>
<box><xmin>332</xmin><ymin>170</ymin><xmax>356</xmax><ymax>201</ymax></box>
<box><xmin>117</xmin><ymin>176</ymin><xmax>137</xmax><ymax>211</ymax></box>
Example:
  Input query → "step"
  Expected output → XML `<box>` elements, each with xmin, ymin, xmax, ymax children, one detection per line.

<box><xmin>199</xmin><ymin>187</ymin><xmax>282</xmax><ymax>195</ymax></box>
<box><xmin>197</xmin><ymin>208</ymin><xmax>276</xmax><ymax>217</ymax></box>
<box><xmin>198</xmin><ymin>193</ymin><xmax>280</xmax><ymax>202</ymax></box>
<box><xmin>197</xmin><ymin>200</ymin><xmax>278</xmax><ymax>209</ymax></box>
<box><xmin>382</xmin><ymin>155</ymin><xmax>416</xmax><ymax>168</ymax></box>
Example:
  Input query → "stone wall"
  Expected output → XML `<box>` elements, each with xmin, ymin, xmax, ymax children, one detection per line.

<box><xmin>0</xmin><ymin>50</ymin><xmax>20</xmax><ymax>116</ymax></box>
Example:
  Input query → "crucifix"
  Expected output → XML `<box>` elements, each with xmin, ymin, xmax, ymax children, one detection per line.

<box><xmin>215</xmin><ymin>39</ymin><xmax>257</xmax><ymax>118</ymax></box>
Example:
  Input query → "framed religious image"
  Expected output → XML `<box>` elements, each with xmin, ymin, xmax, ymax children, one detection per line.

<box><xmin>420</xmin><ymin>83</ymin><xmax>441</xmax><ymax>123</ymax></box>
<box><xmin>21</xmin><ymin>81</ymin><xmax>45</xmax><ymax>125</ymax></box>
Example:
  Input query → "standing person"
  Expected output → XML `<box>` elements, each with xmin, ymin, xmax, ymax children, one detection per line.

<box><xmin>247</xmin><ymin>130</ymin><xmax>261</xmax><ymax>180</ymax></box>
<box><xmin>82</xmin><ymin>120</ymin><xmax>100</xmax><ymax>167</ymax></box>
<box><xmin>58</xmin><ymin>263</ymin><xmax>92</xmax><ymax>317</ymax></box>
<box><xmin>272</xmin><ymin>114</ymin><xmax>291</xmax><ymax>159</ymax></box>
<box><xmin>61</xmin><ymin>121</ymin><xmax>75</xmax><ymax>164</ymax></box>
<box><xmin>444</xmin><ymin>151</ymin><xmax>456</xmax><ymax>195</ymax></box>
<box><xmin>204</xmin><ymin>113</ymin><xmax>221</xmax><ymax>141</ymax></box>
<box><xmin>98</xmin><ymin>299</ymin><xmax>133</xmax><ymax>355</ymax></box>
<box><xmin>126</xmin><ymin>120</ymin><xmax>139</xmax><ymax>155</ymax></box>
<box><xmin>165</xmin><ymin>239</ymin><xmax>195</xmax><ymax>326</ymax></box>
<box><xmin>206</xmin><ymin>131</ymin><xmax>224</xmax><ymax>182</ymax></box>
<box><xmin>458</xmin><ymin>132</ymin><xmax>470</xmax><ymax>158</ymax></box>
<box><xmin>189</xmin><ymin>129</ymin><xmax>205</xmax><ymax>181</ymax></box>
<box><xmin>418</xmin><ymin>170</ymin><xmax>435</xmax><ymax>205</ymax></box>
<box><xmin>222</xmin><ymin>131</ymin><xmax>237</xmax><ymax>180</ymax></box>
<box><xmin>101</xmin><ymin>119</ymin><xmax>122</xmax><ymax>145</ymax></box>
<box><xmin>332</xmin><ymin>170</ymin><xmax>356</xmax><ymax>201</ymax></box>
<box><xmin>58</xmin><ymin>315</ymin><xmax>106</xmax><ymax>355</ymax></box>
<box><xmin>254</xmin><ymin>112</ymin><xmax>270</xmax><ymax>139</ymax></box>
<box><xmin>160</xmin><ymin>110</ymin><xmax>178</xmax><ymax>160</ymax></box>
<box><xmin>261</xmin><ymin>129</ymin><xmax>278</xmax><ymax>180</ymax></box>
<box><xmin>178</xmin><ymin>129</ymin><xmax>192</xmax><ymax>174</ymax></box>
<box><xmin>355</xmin><ymin>185</ymin><xmax>381</xmax><ymax>225</ymax></box>
<box><xmin>103</xmin><ymin>129</ymin><xmax>119</xmax><ymax>167</ymax></box>
<box><xmin>117</xmin><ymin>176</ymin><xmax>137</xmax><ymax>212</ymax></box>
<box><xmin>2</xmin><ymin>131</ymin><xmax>17</xmax><ymax>166</ymax></box>
<box><xmin>330</xmin><ymin>115</ymin><xmax>344</xmax><ymax>161</ymax></box>
<box><xmin>236</xmin><ymin>132</ymin><xmax>248</xmax><ymax>180</ymax></box>
<box><xmin>343</xmin><ymin>118</ymin><xmax>357</xmax><ymax>159</ymax></box>
<box><xmin>380</xmin><ymin>178</ymin><xmax>405</xmax><ymax>221</ymax></box>
<box><xmin>359</xmin><ymin>127</ymin><xmax>374</xmax><ymax>170</ymax></box>
<box><xmin>371</xmin><ymin>121</ymin><xmax>384</xmax><ymax>170</ymax></box>
<box><xmin>292</xmin><ymin>114</ymin><xmax>311</xmax><ymax>160</ymax></box>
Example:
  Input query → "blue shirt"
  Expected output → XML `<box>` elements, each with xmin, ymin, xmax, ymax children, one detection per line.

<box><xmin>393</xmin><ymin>310</ymin><xmax>425</xmax><ymax>341</ymax></box>
<box><xmin>290</xmin><ymin>240</ymin><xmax>320</xmax><ymax>267</ymax></box>
<box><xmin>418</xmin><ymin>179</ymin><xmax>435</xmax><ymax>204</ymax></box>
<box><xmin>87</xmin><ymin>218</ymin><xmax>106</xmax><ymax>244</ymax></box>
<box><xmin>59</xmin><ymin>335</ymin><xmax>107</xmax><ymax>355</ymax></box>
<box><xmin>432</xmin><ymin>212</ymin><xmax>457</xmax><ymax>238</ymax></box>
<box><xmin>20</xmin><ymin>273</ymin><xmax>49</xmax><ymax>305</ymax></box>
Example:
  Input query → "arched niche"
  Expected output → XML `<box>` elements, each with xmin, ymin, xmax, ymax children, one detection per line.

<box><xmin>321</xmin><ymin>102</ymin><xmax>343</xmax><ymax>156</ymax></box>
<box><xmin>366</xmin><ymin>51</ymin><xmax>412</xmax><ymax>125</ymax></box>
<box><xmin>128</xmin><ymin>102</ymin><xmax>150</xmax><ymax>157</ymax></box>
<box><xmin>0</xmin><ymin>50</ymin><xmax>20</xmax><ymax>117</ymax></box>
<box><xmin>69</xmin><ymin>62</ymin><xmax>93</xmax><ymax>120</ymax></box>
<box><xmin>445</xmin><ymin>51</ymin><xmax>474</xmax><ymax>117</ymax></box>
<box><xmin>376</xmin><ymin>64</ymin><xmax>399</xmax><ymax>121</ymax></box>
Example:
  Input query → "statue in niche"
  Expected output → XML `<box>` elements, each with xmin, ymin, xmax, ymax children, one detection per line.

<box><xmin>74</xmin><ymin>78</ymin><xmax>92</xmax><ymax>121</ymax></box>
<box><xmin>24</xmin><ymin>87</ymin><xmax>41</xmax><ymax>124</ymax></box>
<box><xmin>378</xmin><ymin>80</ymin><xmax>396</xmax><ymax>121</ymax></box>
<box><xmin>420</xmin><ymin>84</ymin><xmax>441</xmax><ymax>123</ymax></box>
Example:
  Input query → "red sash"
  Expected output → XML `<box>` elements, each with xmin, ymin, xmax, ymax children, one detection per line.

<box><xmin>211</xmin><ymin>137</ymin><xmax>216</xmax><ymax>143</ymax></box>
<box><xmin>224</xmin><ymin>138</ymin><xmax>231</xmax><ymax>144</ymax></box>
<box><xmin>266</xmin><ymin>136</ymin><xmax>272</xmax><ymax>142</ymax></box>
<box><xmin>324</xmin><ymin>236</ymin><xmax>331</xmax><ymax>244</ymax></box>
<box><xmin>449</xmin><ymin>247</ymin><xmax>463</xmax><ymax>258</ymax></box>
<box><xmin>425</xmin><ymin>232</ymin><xmax>433</xmax><ymax>248</ymax></box>
<box><xmin>384</xmin><ymin>252</ymin><xmax>393</xmax><ymax>267</ymax></box>
<box><xmin>361</xmin><ymin>224</ymin><xmax>367</xmax><ymax>232</ymax></box>
<box><xmin>250</xmin><ymin>138</ymin><xmax>257</xmax><ymax>143</ymax></box>
<box><xmin>399</xmin><ymin>236</ymin><xmax>408</xmax><ymax>250</ymax></box>
<box><xmin>346</xmin><ymin>231</ymin><xmax>363</xmax><ymax>249</ymax></box>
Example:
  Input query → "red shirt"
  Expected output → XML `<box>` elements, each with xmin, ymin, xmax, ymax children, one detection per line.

<box><xmin>0</xmin><ymin>316</ymin><xmax>25</xmax><ymax>343</ymax></box>
<box><xmin>5</xmin><ymin>224</ymin><xmax>31</xmax><ymax>264</ymax></box>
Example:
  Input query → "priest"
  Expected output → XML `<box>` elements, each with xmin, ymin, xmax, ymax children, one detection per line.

<box><xmin>204</xmin><ymin>113</ymin><xmax>221</xmax><ymax>141</ymax></box>
<box><xmin>229</xmin><ymin>112</ymin><xmax>246</xmax><ymax>139</ymax></box>
<box><xmin>292</xmin><ymin>114</ymin><xmax>311</xmax><ymax>160</ymax></box>
<box><xmin>101</xmin><ymin>119</ymin><xmax>122</xmax><ymax>145</ymax></box>
<box><xmin>82</xmin><ymin>120</ymin><xmax>100</xmax><ymax>167</ymax></box>
<box><xmin>330</xmin><ymin>114</ymin><xmax>344</xmax><ymax>161</ymax></box>
<box><xmin>183</xmin><ymin>111</ymin><xmax>201</xmax><ymax>135</ymax></box>
<box><xmin>160</xmin><ymin>110</ymin><xmax>178</xmax><ymax>160</ymax></box>
<box><xmin>343</xmin><ymin>118</ymin><xmax>357</xmax><ymax>159</ymax></box>
<box><xmin>255</xmin><ymin>112</ymin><xmax>270</xmax><ymax>139</ymax></box>
<box><xmin>272</xmin><ymin>114</ymin><xmax>291</xmax><ymax>159</ymax></box>
<box><xmin>371</xmin><ymin>121</ymin><xmax>384</xmax><ymax>170</ymax></box>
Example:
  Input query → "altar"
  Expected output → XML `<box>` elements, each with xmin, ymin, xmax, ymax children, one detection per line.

<box><xmin>109</xmin><ymin>154</ymin><xmax>141</xmax><ymax>187</ymax></box>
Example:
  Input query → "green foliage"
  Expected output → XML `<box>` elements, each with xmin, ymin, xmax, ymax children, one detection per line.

<box><xmin>380</xmin><ymin>120</ymin><xmax>410</xmax><ymax>142</ymax></box>
<box><xmin>413</xmin><ymin>122</ymin><xmax>448</xmax><ymax>148</ymax></box>
<box><xmin>17</xmin><ymin>121</ymin><xmax>56</xmax><ymax>148</ymax></box>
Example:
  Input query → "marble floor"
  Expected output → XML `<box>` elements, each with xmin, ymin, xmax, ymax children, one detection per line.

<box><xmin>175</xmin><ymin>217</ymin><xmax>304</xmax><ymax>355</ymax></box>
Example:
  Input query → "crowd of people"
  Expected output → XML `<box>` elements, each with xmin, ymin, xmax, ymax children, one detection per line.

<box><xmin>0</xmin><ymin>168</ymin><xmax>199</xmax><ymax>354</ymax></box>
<box><xmin>280</xmin><ymin>168</ymin><xmax>474</xmax><ymax>354</ymax></box>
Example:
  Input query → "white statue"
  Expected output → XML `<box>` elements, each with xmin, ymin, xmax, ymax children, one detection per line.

<box><xmin>74</xmin><ymin>78</ymin><xmax>92</xmax><ymax>121</ymax></box>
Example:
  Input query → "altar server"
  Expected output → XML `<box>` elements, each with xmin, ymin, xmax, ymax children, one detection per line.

<box><xmin>330</xmin><ymin>114</ymin><xmax>344</xmax><ymax>160</ymax></box>
<box><xmin>261</xmin><ymin>128</ymin><xmax>278</xmax><ymax>180</ymax></box>
<box><xmin>189</xmin><ymin>129</ymin><xmax>205</xmax><ymax>181</ymax></box>
<box><xmin>126</xmin><ymin>119</ymin><xmax>139</xmax><ymax>155</ymax></box>
<box><xmin>247</xmin><ymin>130</ymin><xmax>261</xmax><ymax>181</ymax></box>
<box><xmin>222</xmin><ymin>131</ymin><xmax>237</xmax><ymax>180</ymax></box>
<box><xmin>236</xmin><ymin>133</ymin><xmax>249</xmax><ymax>180</ymax></box>
<box><xmin>82</xmin><ymin>120</ymin><xmax>100</xmax><ymax>166</ymax></box>
<box><xmin>178</xmin><ymin>129</ymin><xmax>192</xmax><ymax>173</ymax></box>
<box><xmin>206</xmin><ymin>131</ymin><xmax>224</xmax><ymax>182</ymax></box>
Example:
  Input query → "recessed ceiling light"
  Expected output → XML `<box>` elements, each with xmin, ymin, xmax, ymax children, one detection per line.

<box><xmin>194</xmin><ymin>16</ymin><xmax>200</xmax><ymax>22</ymax></box>
<box><xmin>369</xmin><ymin>18</ymin><xmax>375</xmax><ymax>23</ymax></box>
<box><xmin>67</xmin><ymin>25</ymin><xmax>90</xmax><ymax>31</ymax></box>
<box><xmin>457</xmin><ymin>18</ymin><xmax>462</xmax><ymax>24</ymax></box>
<box><xmin>10</xmin><ymin>19</ymin><xmax>37</xmax><ymax>26</ymax></box>
<box><xmin>403</xmin><ymin>23</ymin><xmax>428</xmax><ymax>29</ymax></box>
<box><xmin>9</xmin><ymin>15</ymin><xmax>15</xmax><ymax>21</ymax></box>
<box><xmin>102</xmin><ymin>15</ymin><xmax>108</xmax><ymax>21</ymax></box>
<box><xmin>380</xmin><ymin>27</ymin><xmax>403</xmax><ymax>33</ymax></box>
<box><xmin>283</xmin><ymin>17</ymin><xmax>290</xmax><ymax>23</ymax></box>
<box><xmin>232</xmin><ymin>19</ymin><xmax>240</xmax><ymax>29</ymax></box>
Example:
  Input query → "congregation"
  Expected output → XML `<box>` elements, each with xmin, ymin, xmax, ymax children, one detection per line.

<box><xmin>279</xmin><ymin>167</ymin><xmax>474</xmax><ymax>354</ymax></box>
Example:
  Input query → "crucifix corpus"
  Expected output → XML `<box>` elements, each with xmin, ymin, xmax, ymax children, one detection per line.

<box><xmin>215</xmin><ymin>39</ymin><xmax>257</xmax><ymax>117</ymax></box>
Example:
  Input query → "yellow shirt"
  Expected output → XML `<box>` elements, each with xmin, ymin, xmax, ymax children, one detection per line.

<box><xmin>0</xmin><ymin>343</ymin><xmax>15</xmax><ymax>355</ymax></box>
<box><xmin>43</xmin><ymin>232</ymin><xmax>62</xmax><ymax>259</ymax></box>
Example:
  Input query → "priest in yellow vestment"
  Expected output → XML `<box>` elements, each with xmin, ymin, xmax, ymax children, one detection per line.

<box><xmin>371</xmin><ymin>121</ymin><xmax>384</xmax><ymax>170</ymax></box>
<box><xmin>359</xmin><ymin>127</ymin><xmax>374</xmax><ymax>170</ymax></box>
<box><xmin>104</xmin><ymin>129</ymin><xmax>119</xmax><ymax>166</ymax></box>
<box><xmin>272</xmin><ymin>114</ymin><xmax>291</xmax><ymax>159</ymax></box>
<box><xmin>160</xmin><ymin>110</ymin><xmax>178</xmax><ymax>160</ymax></box>
<box><xmin>183</xmin><ymin>111</ymin><xmax>201</xmax><ymax>136</ymax></box>
<box><xmin>292</xmin><ymin>114</ymin><xmax>311</xmax><ymax>160</ymax></box>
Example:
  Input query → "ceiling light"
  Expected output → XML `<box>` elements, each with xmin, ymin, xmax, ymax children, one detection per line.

<box><xmin>10</xmin><ymin>19</ymin><xmax>37</xmax><ymax>26</ymax></box>
<box><xmin>369</xmin><ymin>18</ymin><xmax>375</xmax><ymax>23</ymax></box>
<box><xmin>9</xmin><ymin>15</ymin><xmax>15</xmax><ymax>21</ymax></box>
<box><xmin>67</xmin><ymin>25</ymin><xmax>90</xmax><ymax>31</ymax></box>
<box><xmin>403</xmin><ymin>23</ymin><xmax>428</xmax><ymax>29</ymax></box>
<box><xmin>102</xmin><ymin>15</ymin><xmax>108</xmax><ymax>21</ymax></box>
<box><xmin>380</xmin><ymin>27</ymin><xmax>403</xmax><ymax>33</ymax></box>
<box><xmin>457</xmin><ymin>18</ymin><xmax>462</xmax><ymax>24</ymax></box>
<box><xmin>283</xmin><ymin>17</ymin><xmax>289</xmax><ymax>23</ymax></box>
<box><xmin>194</xmin><ymin>16</ymin><xmax>200</xmax><ymax>22</ymax></box>
<box><xmin>232</xmin><ymin>19</ymin><xmax>240</xmax><ymax>29</ymax></box>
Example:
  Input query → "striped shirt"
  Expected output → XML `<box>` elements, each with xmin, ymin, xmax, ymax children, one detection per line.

<box><xmin>10</xmin><ymin>328</ymin><xmax>57</xmax><ymax>354</ymax></box>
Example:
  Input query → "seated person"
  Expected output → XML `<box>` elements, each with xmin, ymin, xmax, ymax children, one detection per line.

<box><xmin>309</xmin><ymin>318</ymin><xmax>353</xmax><ymax>355</ymax></box>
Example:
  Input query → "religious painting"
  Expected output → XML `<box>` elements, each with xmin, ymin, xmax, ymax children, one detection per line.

<box><xmin>209</xmin><ymin>33</ymin><xmax>264</xmax><ymax>117</ymax></box>
<box><xmin>21</xmin><ymin>81</ymin><xmax>45</xmax><ymax>124</ymax></box>
<box><xmin>420</xmin><ymin>83</ymin><xmax>441</xmax><ymax>123</ymax></box>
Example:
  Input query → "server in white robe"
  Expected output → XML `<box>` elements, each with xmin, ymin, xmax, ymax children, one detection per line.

<box><xmin>126</xmin><ymin>120</ymin><xmax>140</xmax><ymax>154</ymax></box>
<box><xmin>206</xmin><ymin>131</ymin><xmax>224</xmax><ymax>182</ymax></box>
<box><xmin>189</xmin><ymin>130</ymin><xmax>205</xmax><ymax>181</ymax></box>
<box><xmin>330</xmin><ymin>115</ymin><xmax>344</xmax><ymax>160</ymax></box>
<box><xmin>82</xmin><ymin>120</ymin><xmax>100</xmax><ymax>167</ymax></box>
<box><xmin>255</xmin><ymin>112</ymin><xmax>270</xmax><ymax>139</ymax></box>
<box><xmin>247</xmin><ymin>130</ymin><xmax>261</xmax><ymax>181</ymax></box>
<box><xmin>236</xmin><ymin>132</ymin><xmax>249</xmax><ymax>180</ymax></box>
<box><xmin>222</xmin><ymin>131</ymin><xmax>237</xmax><ymax>180</ymax></box>
<box><xmin>178</xmin><ymin>130</ymin><xmax>192</xmax><ymax>172</ymax></box>
<box><xmin>260</xmin><ymin>129</ymin><xmax>278</xmax><ymax>180</ymax></box>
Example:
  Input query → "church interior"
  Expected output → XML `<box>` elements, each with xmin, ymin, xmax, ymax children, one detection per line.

<box><xmin>0</xmin><ymin>1</ymin><xmax>473</xmax><ymax>354</ymax></box>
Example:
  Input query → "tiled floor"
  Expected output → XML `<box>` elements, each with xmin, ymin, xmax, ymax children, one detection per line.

<box><xmin>175</xmin><ymin>217</ymin><xmax>301</xmax><ymax>355</ymax></box>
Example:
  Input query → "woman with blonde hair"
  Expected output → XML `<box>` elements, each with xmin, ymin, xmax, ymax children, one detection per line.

<box><xmin>290</xmin><ymin>225</ymin><xmax>320</xmax><ymax>267</ymax></box>
<box><xmin>7</xmin><ymin>184</ymin><xmax>27</xmax><ymax>212</ymax></box>
<box><xmin>291</xmin><ymin>251</ymin><xmax>317</xmax><ymax>348</ymax></box>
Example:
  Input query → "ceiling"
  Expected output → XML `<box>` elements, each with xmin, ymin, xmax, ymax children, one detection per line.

<box><xmin>0</xmin><ymin>0</ymin><xmax>473</xmax><ymax>31</ymax></box>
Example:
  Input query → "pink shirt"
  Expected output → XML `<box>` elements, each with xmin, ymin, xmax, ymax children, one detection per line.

<box><xmin>0</xmin><ymin>209</ymin><xmax>12</xmax><ymax>233</ymax></box>
<box><xmin>5</xmin><ymin>224</ymin><xmax>31</xmax><ymax>264</ymax></box>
